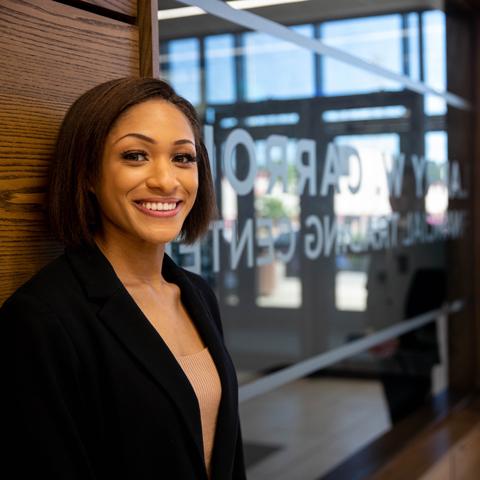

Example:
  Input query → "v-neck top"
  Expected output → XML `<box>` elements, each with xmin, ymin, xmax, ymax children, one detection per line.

<box><xmin>176</xmin><ymin>348</ymin><xmax>222</xmax><ymax>478</ymax></box>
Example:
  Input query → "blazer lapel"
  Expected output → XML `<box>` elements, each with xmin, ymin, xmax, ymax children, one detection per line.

<box><xmin>65</xmin><ymin>244</ymin><xmax>205</xmax><ymax>469</ymax></box>
<box><xmin>162</xmin><ymin>257</ymin><xmax>239</xmax><ymax>479</ymax></box>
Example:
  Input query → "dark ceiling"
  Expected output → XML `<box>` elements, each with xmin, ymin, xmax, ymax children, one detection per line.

<box><xmin>157</xmin><ymin>0</ymin><xmax>445</xmax><ymax>40</ymax></box>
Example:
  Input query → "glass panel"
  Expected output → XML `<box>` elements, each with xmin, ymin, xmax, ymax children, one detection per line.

<box><xmin>423</xmin><ymin>10</ymin><xmax>447</xmax><ymax>115</ymax></box>
<box><xmin>425</xmin><ymin>131</ymin><xmax>449</xmax><ymax>221</ymax></box>
<box><xmin>321</xmin><ymin>15</ymin><xmax>403</xmax><ymax>95</ymax></box>
<box><xmin>205</xmin><ymin>34</ymin><xmax>236</xmax><ymax>104</ymax></box>
<box><xmin>323</xmin><ymin>106</ymin><xmax>408</xmax><ymax>122</ymax></box>
<box><xmin>163</xmin><ymin>37</ymin><xmax>201</xmax><ymax>105</ymax></box>
<box><xmin>407</xmin><ymin>12</ymin><xmax>420</xmax><ymax>82</ymax></box>
<box><xmin>254</xmin><ymin>138</ymin><xmax>302</xmax><ymax>309</ymax></box>
<box><xmin>244</xmin><ymin>25</ymin><xmax>315</xmax><ymax>101</ymax></box>
<box><xmin>332</xmin><ymin>134</ymin><xmax>400</xmax><ymax>317</ymax></box>
<box><xmin>158</xmin><ymin>1</ymin><xmax>472</xmax><ymax>477</ymax></box>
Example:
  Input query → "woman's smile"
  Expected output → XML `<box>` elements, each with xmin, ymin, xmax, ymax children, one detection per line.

<box><xmin>133</xmin><ymin>198</ymin><xmax>183</xmax><ymax>217</ymax></box>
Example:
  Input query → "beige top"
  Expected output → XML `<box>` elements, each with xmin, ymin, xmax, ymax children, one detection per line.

<box><xmin>176</xmin><ymin>348</ymin><xmax>222</xmax><ymax>478</ymax></box>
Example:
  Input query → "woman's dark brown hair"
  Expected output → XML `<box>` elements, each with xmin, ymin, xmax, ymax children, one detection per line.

<box><xmin>48</xmin><ymin>77</ymin><xmax>216</xmax><ymax>247</ymax></box>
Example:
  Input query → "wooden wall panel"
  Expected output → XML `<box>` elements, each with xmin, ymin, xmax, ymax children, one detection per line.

<box><xmin>371</xmin><ymin>401</ymin><xmax>480</xmax><ymax>480</ymax></box>
<box><xmin>445</xmin><ymin>8</ymin><xmax>476</xmax><ymax>392</ymax></box>
<box><xmin>473</xmin><ymin>15</ymin><xmax>480</xmax><ymax>391</ymax></box>
<box><xmin>138</xmin><ymin>0</ymin><xmax>159</xmax><ymax>77</ymax></box>
<box><xmin>420</xmin><ymin>454</ymin><xmax>451</xmax><ymax>480</ymax></box>
<box><xmin>452</xmin><ymin>424</ymin><xmax>480</xmax><ymax>479</ymax></box>
<box><xmin>0</xmin><ymin>0</ymin><xmax>139</xmax><ymax>303</ymax></box>
<box><xmin>76</xmin><ymin>0</ymin><xmax>137</xmax><ymax>17</ymax></box>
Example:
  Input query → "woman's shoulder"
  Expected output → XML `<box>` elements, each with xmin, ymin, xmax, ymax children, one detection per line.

<box><xmin>1</xmin><ymin>250</ymin><xmax>75</xmax><ymax>312</ymax></box>
<box><xmin>1</xmin><ymin>253</ymin><xmax>83</xmax><ymax>379</ymax></box>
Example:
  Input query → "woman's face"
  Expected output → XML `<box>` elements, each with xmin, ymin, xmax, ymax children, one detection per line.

<box><xmin>93</xmin><ymin>99</ymin><xmax>199</xmax><ymax>247</ymax></box>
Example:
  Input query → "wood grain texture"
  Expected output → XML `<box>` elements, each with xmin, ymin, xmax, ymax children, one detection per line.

<box><xmin>445</xmin><ymin>13</ymin><xmax>476</xmax><ymax>392</ymax></box>
<box><xmin>372</xmin><ymin>403</ymin><xmax>480</xmax><ymax>480</ymax></box>
<box><xmin>0</xmin><ymin>0</ymin><xmax>139</xmax><ymax>304</ymax></box>
<box><xmin>473</xmin><ymin>16</ymin><xmax>480</xmax><ymax>392</ymax></box>
<box><xmin>370</xmin><ymin>397</ymin><xmax>480</xmax><ymax>480</ymax></box>
<box><xmin>420</xmin><ymin>454</ymin><xmax>451</xmax><ymax>480</ymax></box>
<box><xmin>138</xmin><ymin>0</ymin><xmax>160</xmax><ymax>77</ymax></box>
<box><xmin>452</xmin><ymin>423</ymin><xmax>480</xmax><ymax>479</ymax></box>
<box><xmin>75</xmin><ymin>0</ymin><xmax>137</xmax><ymax>17</ymax></box>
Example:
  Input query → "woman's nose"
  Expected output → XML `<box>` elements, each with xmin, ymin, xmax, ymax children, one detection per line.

<box><xmin>145</xmin><ymin>160</ymin><xmax>178</xmax><ymax>191</ymax></box>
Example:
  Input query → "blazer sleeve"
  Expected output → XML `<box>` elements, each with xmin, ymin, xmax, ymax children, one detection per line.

<box><xmin>1</xmin><ymin>292</ymin><xmax>96</xmax><ymax>479</ymax></box>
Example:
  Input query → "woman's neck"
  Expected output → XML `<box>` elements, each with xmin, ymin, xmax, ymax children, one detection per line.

<box><xmin>94</xmin><ymin>232</ymin><xmax>167</xmax><ymax>290</ymax></box>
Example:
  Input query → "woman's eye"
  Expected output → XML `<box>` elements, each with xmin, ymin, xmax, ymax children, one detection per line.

<box><xmin>121</xmin><ymin>151</ymin><xmax>148</xmax><ymax>162</ymax></box>
<box><xmin>174</xmin><ymin>153</ymin><xmax>197</xmax><ymax>164</ymax></box>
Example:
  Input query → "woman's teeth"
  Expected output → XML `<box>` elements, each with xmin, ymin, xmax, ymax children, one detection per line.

<box><xmin>139</xmin><ymin>202</ymin><xmax>177</xmax><ymax>211</ymax></box>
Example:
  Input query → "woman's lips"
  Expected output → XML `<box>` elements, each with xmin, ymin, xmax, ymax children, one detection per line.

<box><xmin>133</xmin><ymin>200</ymin><xmax>182</xmax><ymax>218</ymax></box>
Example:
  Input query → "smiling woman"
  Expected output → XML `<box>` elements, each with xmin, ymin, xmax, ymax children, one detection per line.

<box><xmin>1</xmin><ymin>78</ymin><xmax>246</xmax><ymax>480</ymax></box>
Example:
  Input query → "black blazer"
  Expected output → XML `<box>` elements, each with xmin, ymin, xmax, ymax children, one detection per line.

<box><xmin>1</xmin><ymin>244</ymin><xmax>246</xmax><ymax>479</ymax></box>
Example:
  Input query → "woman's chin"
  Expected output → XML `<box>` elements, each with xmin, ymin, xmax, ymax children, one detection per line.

<box><xmin>137</xmin><ymin>230</ymin><xmax>182</xmax><ymax>246</ymax></box>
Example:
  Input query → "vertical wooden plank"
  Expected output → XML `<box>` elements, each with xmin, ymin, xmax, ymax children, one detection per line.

<box><xmin>0</xmin><ymin>0</ymin><xmax>139</xmax><ymax>303</ymax></box>
<box><xmin>473</xmin><ymin>15</ymin><xmax>480</xmax><ymax>392</ymax></box>
<box><xmin>138</xmin><ymin>0</ymin><xmax>160</xmax><ymax>77</ymax></box>
<box><xmin>445</xmin><ymin>7</ymin><xmax>476</xmax><ymax>392</ymax></box>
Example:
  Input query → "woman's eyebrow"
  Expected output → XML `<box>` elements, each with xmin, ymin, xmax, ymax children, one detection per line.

<box><xmin>173</xmin><ymin>139</ymin><xmax>195</xmax><ymax>146</ymax></box>
<box><xmin>113</xmin><ymin>134</ymin><xmax>194</xmax><ymax>146</ymax></box>
<box><xmin>114</xmin><ymin>133</ymin><xmax>155</xmax><ymax>145</ymax></box>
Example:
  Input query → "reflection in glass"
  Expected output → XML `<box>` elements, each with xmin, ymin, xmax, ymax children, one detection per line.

<box><xmin>244</xmin><ymin>25</ymin><xmax>315</xmax><ymax>101</ymax></box>
<box><xmin>205</xmin><ymin>34</ymin><xmax>236</xmax><ymax>104</ymax></box>
<box><xmin>407</xmin><ymin>12</ymin><xmax>420</xmax><ymax>82</ymax></box>
<box><xmin>321</xmin><ymin>15</ymin><xmax>403</xmax><ymax>95</ymax></box>
<box><xmin>245</xmin><ymin>113</ymin><xmax>299</xmax><ymax>127</ymax></box>
<box><xmin>425</xmin><ymin>131</ymin><xmax>448</xmax><ymax>222</ymax></box>
<box><xmin>332</xmin><ymin>134</ymin><xmax>399</xmax><ymax>313</ymax></box>
<box><xmin>159</xmin><ymin>6</ymin><xmax>454</xmax><ymax>357</ymax></box>
<box><xmin>335</xmin><ymin>270</ymin><xmax>368</xmax><ymax>311</ymax></box>
<box><xmin>323</xmin><ymin>106</ymin><xmax>407</xmax><ymax>123</ymax></box>
<box><xmin>423</xmin><ymin>10</ymin><xmax>447</xmax><ymax>115</ymax></box>
<box><xmin>333</xmin><ymin>134</ymin><xmax>400</xmax><ymax>217</ymax></box>
<box><xmin>254</xmin><ymin>140</ymin><xmax>302</xmax><ymax>308</ymax></box>
<box><xmin>157</xmin><ymin>2</ymin><xmax>465</xmax><ymax>476</ymax></box>
<box><xmin>426</xmin><ymin>130</ymin><xmax>447</xmax><ymax>162</ymax></box>
<box><xmin>164</xmin><ymin>38</ymin><xmax>201</xmax><ymax>105</ymax></box>
<box><xmin>159</xmin><ymin>6</ymin><xmax>454</xmax><ymax>360</ymax></box>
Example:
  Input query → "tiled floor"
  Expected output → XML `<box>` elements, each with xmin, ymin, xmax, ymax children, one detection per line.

<box><xmin>240</xmin><ymin>376</ymin><xmax>391</xmax><ymax>480</ymax></box>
